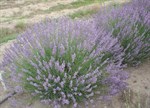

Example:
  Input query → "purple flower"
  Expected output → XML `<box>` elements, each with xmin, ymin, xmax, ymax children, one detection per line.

<box><xmin>71</xmin><ymin>53</ymin><xmax>76</xmax><ymax>63</ymax></box>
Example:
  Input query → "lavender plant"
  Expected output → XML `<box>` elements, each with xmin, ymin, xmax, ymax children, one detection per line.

<box><xmin>1</xmin><ymin>18</ymin><xmax>128</xmax><ymax>108</ymax></box>
<box><xmin>95</xmin><ymin>0</ymin><xmax>150</xmax><ymax>66</ymax></box>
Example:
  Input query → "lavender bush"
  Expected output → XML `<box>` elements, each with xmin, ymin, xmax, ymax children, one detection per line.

<box><xmin>1</xmin><ymin>18</ymin><xmax>128</xmax><ymax>108</ymax></box>
<box><xmin>95</xmin><ymin>0</ymin><xmax>150</xmax><ymax>66</ymax></box>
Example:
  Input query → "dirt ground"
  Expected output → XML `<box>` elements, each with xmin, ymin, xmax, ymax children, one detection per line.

<box><xmin>127</xmin><ymin>60</ymin><xmax>150</xmax><ymax>95</ymax></box>
<box><xmin>0</xmin><ymin>0</ymin><xmax>129</xmax><ymax>29</ymax></box>
<box><xmin>0</xmin><ymin>0</ymin><xmax>77</xmax><ymax>29</ymax></box>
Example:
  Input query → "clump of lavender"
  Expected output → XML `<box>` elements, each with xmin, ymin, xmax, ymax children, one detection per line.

<box><xmin>95</xmin><ymin>0</ymin><xmax>150</xmax><ymax>66</ymax></box>
<box><xmin>1</xmin><ymin>18</ymin><xmax>128</xmax><ymax>108</ymax></box>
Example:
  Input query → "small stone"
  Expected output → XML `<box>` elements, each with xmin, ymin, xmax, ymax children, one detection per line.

<box><xmin>133</xmin><ymin>80</ymin><xmax>137</xmax><ymax>83</ymax></box>
<box><xmin>145</xmin><ymin>86</ymin><xmax>148</xmax><ymax>90</ymax></box>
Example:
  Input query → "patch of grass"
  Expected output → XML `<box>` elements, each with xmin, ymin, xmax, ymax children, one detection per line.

<box><xmin>69</xmin><ymin>7</ymin><xmax>99</xmax><ymax>19</ymax></box>
<box><xmin>1</xmin><ymin>0</ymin><xmax>108</xmax><ymax>23</ymax></box>
<box><xmin>42</xmin><ymin>0</ymin><xmax>48</xmax><ymax>2</ymax></box>
<box><xmin>1</xmin><ymin>15</ymin><xmax>27</xmax><ymax>23</ymax></box>
<box><xmin>0</xmin><ymin>33</ymin><xmax>17</xmax><ymax>44</ymax></box>
<box><xmin>0</xmin><ymin>21</ymin><xmax>27</xmax><ymax>44</ymax></box>
<box><xmin>69</xmin><ymin>1</ymin><xmax>127</xmax><ymax>19</ymax></box>
<box><xmin>46</xmin><ymin>0</ymin><xmax>108</xmax><ymax>13</ymax></box>
<box><xmin>15</xmin><ymin>21</ymin><xmax>26</xmax><ymax>32</ymax></box>
<box><xmin>0</xmin><ymin>21</ymin><xmax>26</xmax><ymax>44</ymax></box>
<box><xmin>0</xmin><ymin>28</ymin><xmax>18</xmax><ymax>44</ymax></box>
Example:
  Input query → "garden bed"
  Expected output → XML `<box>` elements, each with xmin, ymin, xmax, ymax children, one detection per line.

<box><xmin>0</xmin><ymin>0</ymin><xmax>149</xmax><ymax>108</ymax></box>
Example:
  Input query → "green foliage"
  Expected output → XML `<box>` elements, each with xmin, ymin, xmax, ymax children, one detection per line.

<box><xmin>109</xmin><ymin>18</ymin><xmax>150</xmax><ymax>65</ymax></box>
<box><xmin>0</xmin><ymin>28</ymin><xmax>17</xmax><ymax>44</ymax></box>
<box><xmin>16</xmin><ymin>37</ymin><xmax>108</xmax><ymax>103</ymax></box>
<box><xmin>46</xmin><ymin>0</ymin><xmax>107</xmax><ymax>13</ymax></box>
<box><xmin>0</xmin><ymin>21</ymin><xmax>26</xmax><ymax>44</ymax></box>
<box><xmin>69</xmin><ymin>8</ymin><xmax>98</xmax><ymax>19</ymax></box>
<box><xmin>15</xmin><ymin>21</ymin><xmax>26</xmax><ymax>32</ymax></box>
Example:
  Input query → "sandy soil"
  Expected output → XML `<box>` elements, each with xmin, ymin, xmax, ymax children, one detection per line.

<box><xmin>127</xmin><ymin>60</ymin><xmax>150</xmax><ymax>95</ymax></box>
<box><xmin>125</xmin><ymin>60</ymin><xmax>150</xmax><ymax>106</ymax></box>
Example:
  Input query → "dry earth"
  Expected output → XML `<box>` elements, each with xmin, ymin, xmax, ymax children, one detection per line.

<box><xmin>0</xmin><ymin>0</ymin><xmax>129</xmax><ymax>29</ymax></box>
<box><xmin>0</xmin><ymin>0</ymin><xmax>78</xmax><ymax>29</ymax></box>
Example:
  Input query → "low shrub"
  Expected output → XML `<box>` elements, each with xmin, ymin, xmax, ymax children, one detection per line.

<box><xmin>1</xmin><ymin>18</ymin><xmax>128</xmax><ymax>108</ymax></box>
<box><xmin>95</xmin><ymin>0</ymin><xmax>150</xmax><ymax>66</ymax></box>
